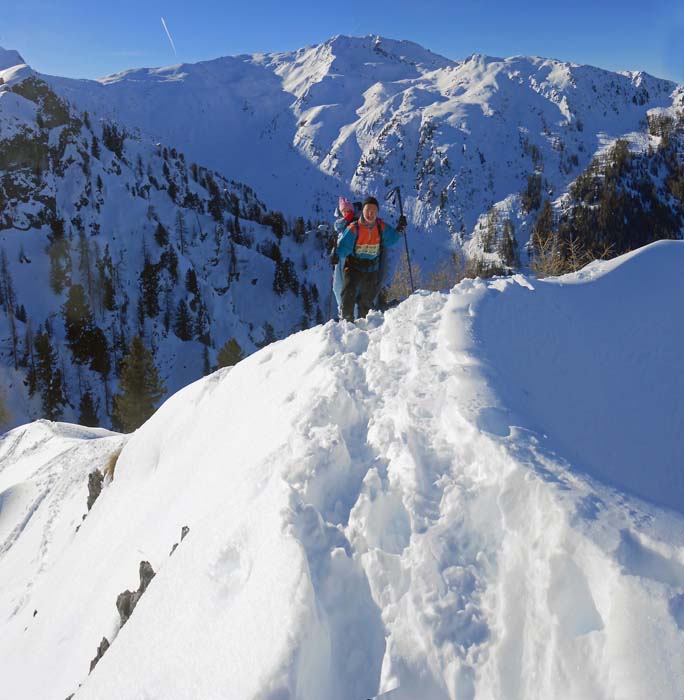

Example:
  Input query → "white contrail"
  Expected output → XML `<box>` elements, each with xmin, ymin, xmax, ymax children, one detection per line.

<box><xmin>160</xmin><ymin>17</ymin><xmax>177</xmax><ymax>57</ymax></box>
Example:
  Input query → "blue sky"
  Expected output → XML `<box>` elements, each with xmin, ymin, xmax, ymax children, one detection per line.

<box><xmin>2</xmin><ymin>0</ymin><xmax>683</xmax><ymax>83</ymax></box>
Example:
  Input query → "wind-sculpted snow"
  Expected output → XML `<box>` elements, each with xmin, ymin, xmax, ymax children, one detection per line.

<box><xmin>1</xmin><ymin>242</ymin><xmax>683</xmax><ymax>699</ymax></box>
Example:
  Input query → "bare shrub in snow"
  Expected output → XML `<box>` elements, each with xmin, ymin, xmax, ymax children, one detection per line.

<box><xmin>103</xmin><ymin>448</ymin><xmax>122</xmax><ymax>482</ymax></box>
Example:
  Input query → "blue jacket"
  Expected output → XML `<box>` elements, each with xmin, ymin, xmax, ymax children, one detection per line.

<box><xmin>334</xmin><ymin>216</ymin><xmax>351</xmax><ymax>236</ymax></box>
<box><xmin>336</xmin><ymin>217</ymin><xmax>402</xmax><ymax>272</ymax></box>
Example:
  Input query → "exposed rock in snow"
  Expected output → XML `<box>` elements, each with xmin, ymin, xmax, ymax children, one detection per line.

<box><xmin>86</xmin><ymin>470</ymin><xmax>103</xmax><ymax>512</ymax></box>
<box><xmin>116</xmin><ymin>560</ymin><xmax>155</xmax><ymax>627</ymax></box>
<box><xmin>89</xmin><ymin>637</ymin><xmax>109</xmax><ymax>673</ymax></box>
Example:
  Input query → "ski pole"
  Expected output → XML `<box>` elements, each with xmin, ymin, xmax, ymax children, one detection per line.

<box><xmin>326</xmin><ymin>223</ymin><xmax>339</xmax><ymax>320</ymax></box>
<box><xmin>385</xmin><ymin>187</ymin><xmax>414</xmax><ymax>293</ymax></box>
<box><xmin>328</xmin><ymin>262</ymin><xmax>335</xmax><ymax>320</ymax></box>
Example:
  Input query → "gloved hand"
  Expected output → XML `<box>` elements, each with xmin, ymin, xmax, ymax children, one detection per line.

<box><xmin>397</xmin><ymin>215</ymin><xmax>407</xmax><ymax>233</ymax></box>
<box><xmin>330</xmin><ymin>251</ymin><xmax>339</xmax><ymax>265</ymax></box>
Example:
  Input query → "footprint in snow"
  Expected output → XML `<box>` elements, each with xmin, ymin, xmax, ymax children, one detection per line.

<box><xmin>208</xmin><ymin>542</ymin><xmax>252</xmax><ymax>599</ymax></box>
<box><xmin>476</xmin><ymin>407</ymin><xmax>512</xmax><ymax>438</ymax></box>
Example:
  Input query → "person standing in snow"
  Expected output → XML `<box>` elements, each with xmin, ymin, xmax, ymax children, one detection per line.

<box><xmin>330</xmin><ymin>197</ymin><xmax>357</xmax><ymax>318</ymax></box>
<box><xmin>336</xmin><ymin>195</ymin><xmax>406</xmax><ymax>322</ymax></box>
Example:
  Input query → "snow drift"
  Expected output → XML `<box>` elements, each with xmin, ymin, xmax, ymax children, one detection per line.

<box><xmin>1</xmin><ymin>241</ymin><xmax>683</xmax><ymax>699</ymax></box>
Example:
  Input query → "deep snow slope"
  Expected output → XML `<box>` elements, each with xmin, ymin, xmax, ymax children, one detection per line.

<box><xmin>1</xmin><ymin>241</ymin><xmax>683</xmax><ymax>699</ymax></box>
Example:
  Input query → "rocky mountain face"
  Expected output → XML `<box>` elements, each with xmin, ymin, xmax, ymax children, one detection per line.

<box><xmin>44</xmin><ymin>35</ymin><xmax>684</xmax><ymax>262</ymax></box>
<box><xmin>0</xmin><ymin>60</ymin><xmax>331</xmax><ymax>429</ymax></box>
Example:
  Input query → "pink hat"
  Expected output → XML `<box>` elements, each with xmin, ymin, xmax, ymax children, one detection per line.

<box><xmin>338</xmin><ymin>197</ymin><xmax>354</xmax><ymax>213</ymax></box>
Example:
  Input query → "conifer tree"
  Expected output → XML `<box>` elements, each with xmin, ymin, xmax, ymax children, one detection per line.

<box><xmin>194</xmin><ymin>300</ymin><xmax>210</xmax><ymax>346</ymax></box>
<box><xmin>154</xmin><ymin>222</ymin><xmax>169</xmax><ymax>247</ymax></box>
<box><xmin>167</xmin><ymin>245</ymin><xmax>179</xmax><ymax>284</ymax></box>
<box><xmin>228</xmin><ymin>243</ymin><xmax>239</xmax><ymax>283</ymax></box>
<box><xmin>273</xmin><ymin>259</ymin><xmax>287</xmax><ymax>295</ymax></box>
<box><xmin>23</xmin><ymin>322</ymin><xmax>38</xmax><ymax>396</ymax></box>
<box><xmin>174</xmin><ymin>300</ymin><xmax>193</xmax><ymax>341</ymax></box>
<box><xmin>88</xmin><ymin>326</ymin><xmax>110</xmax><ymax>378</ymax></box>
<box><xmin>96</xmin><ymin>245</ymin><xmax>117</xmax><ymax>313</ymax></box>
<box><xmin>0</xmin><ymin>249</ymin><xmax>20</xmax><ymax>369</ymax></box>
<box><xmin>213</xmin><ymin>223</ymin><xmax>224</xmax><ymax>261</ymax></box>
<box><xmin>202</xmin><ymin>345</ymin><xmax>211</xmax><ymax>376</ymax></box>
<box><xmin>112</xmin><ymin>336</ymin><xmax>166</xmax><ymax>432</ymax></box>
<box><xmin>62</xmin><ymin>284</ymin><xmax>110</xmax><ymax>377</ymax></box>
<box><xmin>521</xmin><ymin>173</ymin><xmax>542</xmax><ymax>212</ymax></box>
<box><xmin>102</xmin><ymin>122</ymin><xmax>125</xmax><ymax>158</ymax></box>
<box><xmin>79</xmin><ymin>390</ymin><xmax>99</xmax><ymax>427</ymax></box>
<box><xmin>0</xmin><ymin>384</ymin><xmax>10</xmax><ymax>429</ymax></box>
<box><xmin>167</xmin><ymin>181</ymin><xmax>178</xmax><ymax>202</ymax></box>
<box><xmin>47</xmin><ymin>217</ymin><xmax>71</xmax><ymax>294</ymax></box>
<box><xmin>63</xmin><ymin>284</ymin><xmax>94</xmax><ymax>362</ymax></box>
<box><xmin>0</xmin><ymin>247</ymin><xmax>16</xmax><ymax>311</ymax></box>
<box><xmin>175</xmin><ymin>211</ymin><xmax>187</xmax><ymax>255</ymax></box>
<box><xmin>136</xmin><ymin>295</ymin><xmax>146</xmax><ymax>336</ymax></box>
<box><xmin>217</xmin><ymin>338</ymin><xmax>244</xmax><ymax>368</ymax></box>
<box><xmin>482</xmin><ymin>209</ymin><xmax>498</xmax><ymax>253</ymax></box>
<box><xmin>208</xmin><ymin>192</ymin><xmax>223</xmax><ymax>222</ymax></box>
<box><xmin>293</xmin><ymin>217</ymin><xmax>306</xmax><ymax>243</ymax></box>
<box><xmin>232</xmin><ymin>214</ymin><xmax>242</xmax><ymax>244</ymax></box>
<box><xmin>301</xmin><ymin>284</ymin><xmax>312</xmax><ymax>316</ymax></box>
<box><xmin>283</xmin><ymin>259</ymin><xmax>299</xmax><ymax>296</ymax></box>
<box><xmin>498</xmin><ymin>219</ymin><xmax>520</xmax><ymax>268</ymax></box>
<box><xmin>162</xmin><ymin>290</ymin><xmax>173</xmax><ymax>334</ymax></box>
<box><xmin>140</xmin><ymin>257</ymin><xmax>160</xmax><ymax>318</ymax></box>
<box><xmin>532</xmin><ymin>200</ymin><xmax>555</xmax><ymax>255</ymax></box>
<box><xmin>185</xmin><ymin>268</ymin><xmax>199</xmax><ymax>296</ymax></box>
<box><xmin>34</xmin><ymin>329</ymin><xmax>66</xmax><ymax>420</ymax></box>
<box><xmin>265</xmin><ymin>211</ymin><xmax>286</xmax><ymax>240</ymax></box>
<box><xmin>78</xmin><ymin>230</ymin><xmax>95</xmax><ymax>302</ymax></box>
<box><xmin>0</xmin><ymin>248</ymin><xmax>20</xmax><ymax>369</ymax></box>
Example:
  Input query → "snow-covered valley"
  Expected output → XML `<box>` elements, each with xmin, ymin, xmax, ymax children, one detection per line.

<box><xmin>1</xmin><ymin>241</ymin><xmax>682</xmax><ymax>699</ymax></box>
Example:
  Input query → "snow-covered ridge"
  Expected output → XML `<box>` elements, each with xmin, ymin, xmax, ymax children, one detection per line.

<box><xmin>1</xmin><ymin>241</ymin><xmax>682</xmax><ymax>699</ymax></box>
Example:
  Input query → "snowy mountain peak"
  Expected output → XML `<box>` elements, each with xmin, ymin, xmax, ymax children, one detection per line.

<box><xmin>258</xmin><ymin>34</ymin><xmax>456</xmax><ymax>103</ymax></box>
<box><xmin>0</xmin><ymin>47</ymin><xmax>25</xmax><ymax>72</ymax></box>
<box><xmin>324</xmin><ymin>34</ymin><xmax>456</xmax><ymax>72</ymax></box>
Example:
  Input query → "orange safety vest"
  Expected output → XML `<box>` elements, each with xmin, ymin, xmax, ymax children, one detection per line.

<box><xmin>350</xmin><ymin>218</ymin><xmax>385</xmax><ymax>259</ymax></box>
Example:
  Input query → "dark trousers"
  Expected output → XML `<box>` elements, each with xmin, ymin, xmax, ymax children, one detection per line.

<box><xmin>341</xmin><ymin>266</ymin><xmax>379</xmax><ymax>321</ymax></box>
